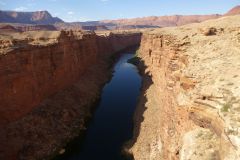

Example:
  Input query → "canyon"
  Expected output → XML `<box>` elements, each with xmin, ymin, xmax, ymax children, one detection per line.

<box><xmin>0</xmin><ymin>9</ymin><xmax>240</xmax><ymax>160</ymax></box>
<box><xmin>0</xmin><ymin>30</ymin><xmax>141</xmax><ymax>159</ymax></box>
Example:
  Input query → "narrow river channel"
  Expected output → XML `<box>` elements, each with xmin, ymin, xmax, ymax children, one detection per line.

<box><xmin>59</xmin><ymin>52</ymin><xmax>142</xmax><ymax>160</ymax></box>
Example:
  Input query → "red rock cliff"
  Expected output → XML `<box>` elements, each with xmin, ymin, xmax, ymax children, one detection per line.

<box><xmin>0</xmin><ymin>30</ymin><xmax>141</xmax><ymax>127</ymax></box>
<box><xmin>129</xmin><ymin>16</ymin><xmax>240</xmax><ymax>160</ymax></box>
<box><xmin>0</xmin><ymin>30</ymin><xmax>141</xmax><ymax>160</ymax></box>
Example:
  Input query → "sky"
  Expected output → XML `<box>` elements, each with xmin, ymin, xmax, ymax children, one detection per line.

<box><xmin>0</xmin><ymin>0</ymin><xmax>239</xmax><ymax>22</ymax></box>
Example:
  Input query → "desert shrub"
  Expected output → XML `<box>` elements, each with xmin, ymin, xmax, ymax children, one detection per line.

<box><xmin>204</xmin><ymin>27</ymin><xmax>217</xmax><ymax>36</ymax></box>
<box><xmin>221</xmin><ymin>103</ymin><xmax>231</xmax><ymax>112</ymax></box>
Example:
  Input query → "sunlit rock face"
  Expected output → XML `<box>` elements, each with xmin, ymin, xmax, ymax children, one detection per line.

<box><xmin>128</xmin><ymin>15</ymin><xmax>240</xmax><ymax>160</ymax></box>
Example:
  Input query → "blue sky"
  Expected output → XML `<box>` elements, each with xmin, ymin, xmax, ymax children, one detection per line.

<box><xmin>0</xmin><ymin>0</ymin><xmax>239</xmax><ymax>22</ymax></box>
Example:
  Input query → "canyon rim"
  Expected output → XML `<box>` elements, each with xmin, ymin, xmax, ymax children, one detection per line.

<box><xmin>1</xmin><ymin>1</ymin><xmax>240</xmax><ymax>160</ymax></box>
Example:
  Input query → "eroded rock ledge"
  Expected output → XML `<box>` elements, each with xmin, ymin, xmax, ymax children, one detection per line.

<box><xmin>129</xmin><ymin>15</ymin><xmax>240</xmax><ymax>160</ymax></box>
<box><xmin>0</xmin><ymin>30</ymin><xmax>141</xmax><ymax>159</ymax></box>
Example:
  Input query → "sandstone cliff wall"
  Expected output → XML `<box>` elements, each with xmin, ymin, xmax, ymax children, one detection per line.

<box><xmin>0</xmin><ymin>30</ymin><xmax>141</xmax><ymax>160</ymax></box>
<box><xmin>0</xmin><ymin>31</ymin><xmax>141</xmax><ymax>127</ymax></box>
<box><xmin>129</xmin><ymin>32</ymin><xmax>196</xmax><ymax>160</ymax></box>
<box><xmin>129</xmin><ymin>15</ymin><xmax>240</xmax><ymax>160</ymax></box>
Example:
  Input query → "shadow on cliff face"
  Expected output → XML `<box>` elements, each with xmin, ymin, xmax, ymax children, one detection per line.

<box><xmin>52</xmin><ymin>45</ymin><xmax>141</xmax><ymax>160</ymax></box>
<box><xmin>0</xmin><ymin>65</ymin><xmax>109</xmax><ymax>160</ymax></box>
<box><xmin>123</xmin><ymin>57</ymin><xmax>153</xmax><ymax>159</ymax></box>
<box><xmin>0</xmin><ymin>53</ymin><xmax>119</xmax><ymax>160</ymax></box>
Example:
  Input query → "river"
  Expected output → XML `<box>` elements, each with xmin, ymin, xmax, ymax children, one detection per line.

<box><xmin>58</xmin><ymin>52</ymin><xmax>142</xmax><ymax>160</ymax></box>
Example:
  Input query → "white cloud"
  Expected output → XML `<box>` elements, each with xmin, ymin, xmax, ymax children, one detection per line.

<box><xmin>100</xmin><ymin>0</ymin><xmax>109</xmax><ymax>2</ymax></box>
<box><xmin>67</xmin><ymin>11</ymin><xmax>74</xmax><ymax>15</ymax></box>
<box><xmin>14</xmin><ymin>7</ymin><xmax>28</xmax><ymax>11</ymax></box>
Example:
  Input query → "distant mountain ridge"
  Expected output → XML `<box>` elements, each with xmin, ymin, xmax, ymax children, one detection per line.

<box><xmin>0</xmin><ymin>5</ymin><xmax>240</xmax><ymax>30</ymax></box>
<box><xmin>99</xmin><ymin>14</ymin><xmax>222</xmax><ymax>27</ymax></box>
<box><xmin>225</xmin><ymin>5</ymin><xmax>240</xmax><ymax>16</ymax></box>
<box><xmin>0</xmin><ymin>10</ymin><xmax>63</xmax><ymax>24</ymax></box>
<box><xmin>82</xmin><ymin>5</ymin><xmax>240</xmax><ymax>28</ymax></box>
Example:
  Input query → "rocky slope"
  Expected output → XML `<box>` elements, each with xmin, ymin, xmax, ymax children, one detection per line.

<box><xmin>128</xmin><ymin>15</ymin><xmax>240</xmax><ymax>160</ymax></box>
<box><xmin>0</xmin><ymin>30</ymin><xmax>141</xmax><ymax>159</ymax></box>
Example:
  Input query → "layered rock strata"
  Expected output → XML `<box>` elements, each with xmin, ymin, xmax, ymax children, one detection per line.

<box><xmin>129</xmin><ymin>15</ymin><xmax>240</xmax><ymax>160</ymax></box>
<box><xmin>0</xmin><ymin>30</ymin><xmax>141</xmax><ymax>159</ymax></box>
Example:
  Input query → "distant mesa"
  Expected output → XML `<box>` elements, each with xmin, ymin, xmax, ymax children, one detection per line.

<box><xmin>114</xmin><ymin>25</ymin><xmax>160</xmax><ymax>30</ymax></box>
<box><xmin>99</xmin><ymin>14</ymin><xmax>222</xmax><ymax>28</ymax></box>
<box><xmin>81</xmin><ymin>25</ymin><xmax>109</xmax><ymax>31</ymax></box>
<box><xmin>0</xmin><ymin>5</ymin><xmax>240</xmax><ymax>31</ymax></box>
<box><xmin>17</xmin><ymin>24</ymin><xmax>58</xmax><ymax>31</ymax></box>
<box><xmin>0</xmin><ymin>24</ymin><xmax>21</xmax><ymax>32</ymax></box>
<box><xmin>0</xmin><ymin>24</ymin><xmax>57</xmax><ymax>33</ymax></box>
<box><xmin>224</xmin><ymin>5</ymin><xmax>240</xmax><ymax>16</ymax></box>
<box><xmin>0</xmin><ymin>10</ymin><xmax>63</xmax><ymax>24</ymax></box>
